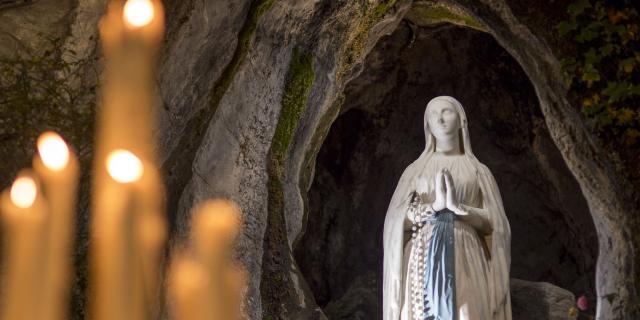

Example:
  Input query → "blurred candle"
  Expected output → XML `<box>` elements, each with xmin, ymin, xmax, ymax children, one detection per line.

<box><xmin>0</xmin><ymin>172</ymin><xmax>48</xmax><ymax>320</ymax></box>
<box><xmin>169</xmin><ymin>200</ymin><xmax>245</xmax><ymax>320</ymax></box>
<box><xmin>169</xmin><ymin>255</ymin><xmax>210</xmax><ymax>320</ymax></box>
<box><xmin>33</xmin><ymin>131</ymin><xmax>79</xmax><ymax>320</ymax></box>
<box><xmin>192</xmin><ymin>200</ymin><xmax>241</xmax><ymax>268</ymax></box>
<box><xmin>131</xmin><ymin>159</ymin><xmax>166</xmax><ymax>319</ymax></box>
<box><xmin>91</xmin><ymin>0</ymin><xmax>165</xmax><ymax>319</ymax></box>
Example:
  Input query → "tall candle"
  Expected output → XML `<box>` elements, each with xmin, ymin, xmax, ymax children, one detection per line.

<box><xmin>131</xmin><ymin>158</ymin><xmax>166</xmax><ymax>319</ymax></box>
<box><xmin>91</xmin><ymin>0</ymin><xmax>165</xmax><ymax>319</ymax></box>
<box><xmin>33</xmin><ymin>131</ymin><xmax>79</xmax><ymax>320</ymax></box>
<box><xmin>0</xmin><ymin>172</ymin><xmax>49</xmax><ymax>320</ymax></box>
<box><xmin>168</xmin><ymin>200</ymin><xmax>245</xmax><ymax>320</ymax></box>
<box><xmin>169</xmin><ymin>254</ymin><xmax>211</xmax><ymax>320</ymax></box>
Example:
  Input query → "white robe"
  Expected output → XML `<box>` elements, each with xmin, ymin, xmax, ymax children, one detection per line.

<box><xmin>400</xmin><ymin>153</ymin><xmax>491</xmax><ymax>320</ymax></box>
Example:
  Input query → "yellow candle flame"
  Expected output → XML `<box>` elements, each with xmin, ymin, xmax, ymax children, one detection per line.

<box><xmin>37</xmin><ymin>131</ymin><xmax>70</xmax><ymax>171</ymax></box>
<box><xmin>106</xmin><ymin>149</ymin><xmax>144</xmax><ymax>183</ymax></box>
<box><xmin>123</xmin><ymin>0</ymin><xmax>155</xmax><ymax>28</ymax></box>
<box><xmin>10</xmin><ymin>176</ymin><xmax>37</xmax><ymax>209</ymax></box>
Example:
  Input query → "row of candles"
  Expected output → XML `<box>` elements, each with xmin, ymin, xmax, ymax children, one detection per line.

<box><xmin>0</xmin><ymin>1</ymin><xmax>244</xmax><ymax>319</ymax></box>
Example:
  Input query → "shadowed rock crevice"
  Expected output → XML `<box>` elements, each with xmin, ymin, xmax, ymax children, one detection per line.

<box><xmin>294</xmin><ymin>22</ymin><xmax>597</xmax><ymax>319</ymax></box>
<box><xmin>162</xmin><ymin>0</ymin><xmax>276</xmax><ymax>239</ymax></box>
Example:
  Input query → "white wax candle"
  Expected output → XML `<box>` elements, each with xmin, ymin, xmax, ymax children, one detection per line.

<box><xmin>33</xmin><ymin>131</ymin><xmax>79</xmax><ymax>320</ymax></box>
<box><xmin>0</xmin><ymin>172</ymin><xmax>49</xmax><ymax>320</ymax></box>
<box><xmin>168</xmin><ymin>200</ymin><xmax>245</xmax><ymax>320</ymax></box>
<box><xmin>91</xmin><ymin>1</ymin><xmax>166</xmax><ymax>319</ymax></box>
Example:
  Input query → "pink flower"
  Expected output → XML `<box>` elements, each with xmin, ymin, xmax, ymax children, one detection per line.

<box><xmin>577</xmin><ymin>294</ymin><xmax>588</xmax><ymax>311</ymax></box>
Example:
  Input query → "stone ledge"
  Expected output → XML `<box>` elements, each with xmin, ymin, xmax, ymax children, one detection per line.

<box><xmin>511</xmin><ymin>278</ymin><xmax>577</xmax><ymax>320</ymax></box>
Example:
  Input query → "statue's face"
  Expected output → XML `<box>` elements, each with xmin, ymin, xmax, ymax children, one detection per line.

<box><xmin>426</xmin><ymin>99</ymin><xmax>460</xmax><ymax>140</ymax></box>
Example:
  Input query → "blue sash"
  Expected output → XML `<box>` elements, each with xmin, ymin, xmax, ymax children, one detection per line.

<box><xmin>422</xmin><ymin>209</ymin><xmax>457</xmax><ymax>320</ymax></box>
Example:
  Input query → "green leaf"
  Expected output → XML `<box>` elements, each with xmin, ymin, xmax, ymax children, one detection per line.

<box><xmin>557</xmin><ymin>20</ymin><xmax>578</xmax><ymax>36</ymax></box>
<box><xmin>577</xmin><ymin>21</ymin><xmax>604</xmax><ymax>43</ymax></box>
<box><xmin>561</xmin><ymin>57</ymin><xmax>578</xmax><ymax>70</ymax></box>
<box><xmin>599</xmin><ymin>43</ymin><xmax>616</xmax><ymax>57</ymax></box>
<box><xmin>616</xmin><ymin>108</ymin><xmax>635</xmax><ymax>124</ymax></box>
<box><xmin>615</xmin><ymin>24</ymin><xmax>628</xmax><ymax>38</ymax></box>
<box><xmin>602</xmin><ymin>81</ymin><xmax>630</xmax><ymax>103</ymax></box>
<box><xmin>581</xmin><ymin>64</ymin><xmax>601</xmax><ymax>86</ymax></box>
<box><xmin>567</xmin><ymin>0</ymin><xmax>591</xmax><ymax>17</ymax></box>
<box><xmin>598</xmin><ymin>112</ymin><xmax>614</xmax><ymax>126</ymax></box>
<box><xmin>625</xmin><ymin>129</ymin><xmax>640</xmax><ymax>146</ymax></box>
<box><xmin>582</xmin><ymin>104</ymin><xmax>598</xmax><ymax>116</ymax></box>
<box><xmin>584</xmin><ymin>47</ymin><xmax>602</xmax><ymax>65</ymax></box>
<box><xmin>620</xmin><ymin>57</ymin><xmax>636</xmax><ymax>73</ymax></box>
<box><xmin>593</xmin><ymin>2</ymin><xmax>606</xmax><ymax>20</ymax></box>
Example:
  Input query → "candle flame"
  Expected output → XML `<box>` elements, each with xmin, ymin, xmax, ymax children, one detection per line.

<box><xmin>37</xmin><ymin>131</ymin><xmax>70</xmax><ymax>171</ymax></box>
<box><xmin>10</xmin><ymin>176</ymin><xmax>37</xmax><ymax>209</ymax></box>
<box><xmin>123</xmin><ymin>0</ymin><xmax>155</xmax><ymax>28</ymax></box>
<box><xmin>106</xmin><ymin>150</ymin><xmax>144</xmax><ymax>183</ymax></box>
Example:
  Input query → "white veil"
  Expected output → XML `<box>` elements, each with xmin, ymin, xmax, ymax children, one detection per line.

<box><xmin>382</xmin><ymin>96</ymin><xmax>512</xmax><ymax>320</ymax></box>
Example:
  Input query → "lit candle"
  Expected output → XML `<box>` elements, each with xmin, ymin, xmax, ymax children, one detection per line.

<box><xmin>168</xmin><ymin>255</ymin><xmax>211</xmax><ymax>320</ymax></box>
<box><xmin>33</xmin><ymin>131</ymin><xmax>79</xmax><ymax>320</ymax></box>
<box><xmin>0</xmin><ymin>172</ymin><xmax>49</xmax><ymax>320</ymax></box>
<box><xmin>93</xmin><ymin>148</ymin><xmax>166</xmax><ymax>320</ymax></box>
<box><xmin>131</xmin><ymin>158</ymin><xmax>166</xmax><ymax>319</ymax></box>
<box><xmin>91</xmin><ymin>0</ymin><xmax>165</xmax><ymax>318</ymax></box>
<box><xmin>168</xmin><ymin>200</ymin><xmax>245</xmax><ymax>320</ymax></box>
<box><xmin>223</xmin><ymin>264</ymin><xmax>247</xmax><ymax>319</ymax></box>
<box><xmin>192</xmin><ymin>200</ymin><xmax>242</xmax><ymax>319</ymax></box>
<box><xmin>192</xmin><ymin>200</ymin><xmax>242</xmax><ymax>267</ymax></box>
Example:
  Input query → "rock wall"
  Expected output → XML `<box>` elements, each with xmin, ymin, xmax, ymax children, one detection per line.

<box><xmin>157</xmin><ymin>1</ymin><xmax>417</xmax><ymax>318</ymax></box>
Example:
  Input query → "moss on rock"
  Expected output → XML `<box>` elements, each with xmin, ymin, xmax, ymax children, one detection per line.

<box><xmin>270</xmin><ymin>49</ymin><xmax>315</xmax><ymax>168</ymax></box>
<box><xmin>405</xmin><ymin>1</ymin><xmax>486</xmax><ymax>32</ymax></box>
<box><xmin>261</xmin><ymin>48</ymin><xmax>315</xmax><ymax>319</ymax></box>
<box><xmin>337</xmin><ymin>0</ymin><xmax>398</xmax><ymax>82</ymax></box>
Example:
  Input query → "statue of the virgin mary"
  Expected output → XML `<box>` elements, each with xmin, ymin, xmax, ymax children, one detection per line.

<box><xmin>382</xmin><ymin>96</ymin><xmax>512</xmax><ymax>320</ymax></box>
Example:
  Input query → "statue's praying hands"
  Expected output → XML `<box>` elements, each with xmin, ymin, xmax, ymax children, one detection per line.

<box><xmin>444</xmin><ymin>168</ymin><xmax>495</xmax><ymax>233</ymax></box>
<box><xmin>443</xmin><ymin>168</ymin><xmax>469</xmax><ymax>216</ymax></box>
<box><xmin>410</xmin><ymin>168</ymin><xmax>468</xmax><ymax>219</ymax></box>
<box><xmin>432</xmin><ymin>168</ymin><xmax>447</xmax><ymax>212</ymax></box>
